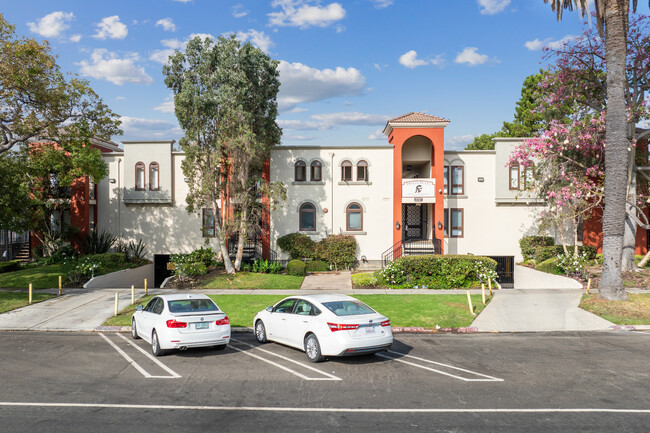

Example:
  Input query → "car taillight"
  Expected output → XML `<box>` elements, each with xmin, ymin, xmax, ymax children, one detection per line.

<box><xmin>327</xmin><ymin>322</ymin><xmax>359</xmax><ymax>332</ymax></box>
<box><xmin>166</xmin><ymin>319</ymin><xmax>187</xmax><ymax>328</ymax></box>
<box><xmin>215</xmin><ymin>316</ymin><xmax>230</xmax><ymax>326</ymax></box>
<box><xmin>381</xmin><ymin>320</ymin><xmax>391</xmax><ymax>327</ymax></box>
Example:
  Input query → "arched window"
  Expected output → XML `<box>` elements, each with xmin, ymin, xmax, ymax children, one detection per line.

<box><xmin>310</xmin><ymin>160</ymin><xmax>322</xmax><ymax>181</ymax></box>
<box><xmin>295</xmin><ymin>161</ymin><xmax>306</xmax><ymax>182</ymax></box>
<box><xmin>346</xmin><ymin>203</ymin><xmax>363</xmax><ymax>231</ymax></box>
<box><xmin>357</xmin><ymin>160</ymin><xmax>368</xmax><ymax>181</ymax></box>
<box><xmin>509</xmin><ymin>164</ymin><xmax>520</xmax><ymax>190</ymax></box>
<box><xmin>299</xmin><ymin>203</ymin><xmax>316</xmax><ymax>231</ymax></box>
<box><xmin>135</xmin><ymin>162</ymin><xmax>145</xmax><ymax>191</ymax></box>
<box><xmin>522</xmin><ymin>163</ymin><xmax>534</xmax><ymax>190</ymax></box>
<box><xmin>341</xmin><ymin>160</ymin><xmax>352</xmax><ymax>181</ymax></box>
<box><xmin>149</xmin><ymin>162</ymin><xmax>160</xmax><ymax>191</ymax></box>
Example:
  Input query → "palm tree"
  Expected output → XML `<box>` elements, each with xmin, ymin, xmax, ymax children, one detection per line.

<box><xmin>543</xmin><ymin>0</ymin><xmax>648</xmax><ymax>300</ymax></box>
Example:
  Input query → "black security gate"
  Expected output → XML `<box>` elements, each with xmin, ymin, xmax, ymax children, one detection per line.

<box><xmin>153</xmin><ymin>254</ymin><xmax>173</xmax><ymax>288</ymax></box>
<box><xmin>487</xmin><ymin>256</ymin><xmax>515</xmax><ymax>288</ymax></box>
<box><xmin>403</xmin><ymin>204</ymin><xmax>427</xmax><ymax>241</ymax></box>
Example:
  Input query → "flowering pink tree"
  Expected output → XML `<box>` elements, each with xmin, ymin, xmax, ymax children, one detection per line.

<box><xmin>511</xmin><ymin>113</ymin><xmax>606</xmax><ymax>255</ymax></box>
<box><xmin>532</xmin><ymin>14</ymin><xmax>650</xmax><ymax>272</ymax></box>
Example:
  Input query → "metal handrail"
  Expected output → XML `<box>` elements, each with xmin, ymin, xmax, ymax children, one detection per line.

<box><xmin>381</xmin><ymin>238</ymin><xmax>441</xmax><ymax>267</ymax></box>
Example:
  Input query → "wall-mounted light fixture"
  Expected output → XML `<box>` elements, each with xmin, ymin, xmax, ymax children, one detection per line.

<box><xmin>395</xmin><ymin>221</ymin><xmax>400</xmax><ymax>230</ymax></box>
<box><xmin>438</xmin><ymin>189</ymin><xmax>442</xmax><ymax>194</ymax></box>
<box><xmin>437</xmin><ymin>221</ymin><xmax>443</xmax><ymax>230</ymax></box>
<box><xmin>184</xmin><ymin>177</ymin><xmax>190</xmax><ymax>182</ymax></box>
<box><xmin>478</xmin><ymin>177</ymin><xmax>485</xmax><ymax>183</ymax></box>
<box><xmin>109</xmin><ymin>179</ymin><xmax>116</xmax><ymax>184</ymax></box>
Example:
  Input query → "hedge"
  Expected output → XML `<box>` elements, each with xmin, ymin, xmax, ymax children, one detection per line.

<box><xmin>277</xmin><ymin>233</ymin><xmax>316</xmax><ymax>260</ymax></box>
<box><xmin>380</xmin><ymin>255</ymin><xmax>498</xmax><ymax>290</ymax></box>
<box><xmin>287</xmin><ymin>259</ymin><xmax>307</xmax><ymax>276</ymax></box>
<box><xmin>519</xmin><ymin>236</ymin><xmax>554</xmax><ymax>261</ymax></box>
<box><xmin>306</xmin><ymin>260</ymin><xmax>329</xmax><ymax>272</ymax></box>
<box><xmin>0</xmin><ymin>260</ymin><xmax>21</xmax><ymax>274</ymax></box>
<box><xmin>535</xmin><ymin>245</ymin><xmax>597</xmax><ymax>263</ymax></box>
<box><xmin>278</xmin><ymin>233</ymin><xmax>358</xmax><ymax>270</ymax></box>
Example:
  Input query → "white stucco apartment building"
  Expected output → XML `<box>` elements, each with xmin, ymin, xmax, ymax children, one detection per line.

<box><xmin>94</xmin><ymin>113</ymin><xmax>546</xmax><ymax>268</ymax></box>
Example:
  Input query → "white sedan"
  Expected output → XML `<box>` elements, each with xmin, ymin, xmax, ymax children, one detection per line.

<box><xmin>132</xmin><ymin>294</ymin><xmax>231</xmax><ymax>356</ymax></box>
<box><xmin>253</xmin><ymin>294</ymin><xmax>393</xmax><ymax>362</ymax></box>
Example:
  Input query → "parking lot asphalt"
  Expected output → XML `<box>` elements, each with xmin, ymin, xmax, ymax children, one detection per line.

<box><xmin>1</xmin><ymin>331</ymin><xmax>649</xmax><ymax>432</ymax></box>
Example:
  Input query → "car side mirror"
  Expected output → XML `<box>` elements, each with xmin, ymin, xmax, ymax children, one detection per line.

<box><xmin>136</xmin><ymin>306</ymin><xmax>143</xmax><ymax>311</ymax></box>
<box><xmin>266</xmin><ymin>306</ymin><xmax>273</xmax><ymax>312</ymax></box>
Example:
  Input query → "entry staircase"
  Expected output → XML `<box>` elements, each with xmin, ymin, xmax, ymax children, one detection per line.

<box><xmin>227</xmin><ymin>239</ymin><xmax>279</xmax><ymax>264</ymax></box>
<box><xmin>381</xmin><ymin>238</ymin><xmax>442</xmax><ymax>267</ymax></box>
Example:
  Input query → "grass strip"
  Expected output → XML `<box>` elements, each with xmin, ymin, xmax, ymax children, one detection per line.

<box><xmin>103</xmin><ymin>295</ymin><xmax>156</xmax><ymax>326</ymax></box>
<box><xmin>201</xmin><ymin>272</ymin><xmax>304</xmax><ymax>290</ymax></box>
<box><xmin>0</xmin><ymin>292</ymin><xmax>57</xmax><ymax>313</ymax></box>
<box><xmin>580</xmin><ymin>293</ymin><xmax>650</xmax><ymax>325</ymax></box>
<box><xmin>0</xmin><ymin>265</ymin><xmax>63</xmax><ymax>289</ymax></box>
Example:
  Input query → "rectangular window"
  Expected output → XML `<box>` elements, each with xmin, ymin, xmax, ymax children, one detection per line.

<box><xmin>341</xmin><ymin>165</ymin><xmax>352</xmax><ymax>182</ymax></box>
<box><xmin>311</xmin><ymin>164</ymin><xmax>321</xmax><ymax>182</ymax></box>
<box><xmin>202</xmin><ymin>209</ymin><xmax>215</xmax><ymax>237</ymax></box>
<box><xmin>295</xmin><ymin>164</ymin><xmax>306</xmax><ymax>182</ymax></box>
<box><xmin>509</xmin><ymin>165</ymin><xmax>520</xmax><ymax>190</ymax></box>
<box><xmin>443</xmin><ymin>166</ymin><xmax>449</xmax><ymax>195</ymax></box>
<box><xmin>443</xmin><ymin>209</ymin><xmax>449</xmax><ymax>238</ymax></box>
<box><xmin>522</xmin><ymin>165</ymin><xmax>534</xmax><ymax>190</ymax></box>
<box><xmin>450</xmin><ymin>208</ymin><xmax>464</xmax><ymax>238</ymax></box>
<box><xmin>357</xmin><ymin>164</ymin><xmax>368</xmax><ymax>181</ymax></box>
<box><xmin>451</xmin><ymin>166</ymin><xmax>464</xmax><ymax>195</ymax></box>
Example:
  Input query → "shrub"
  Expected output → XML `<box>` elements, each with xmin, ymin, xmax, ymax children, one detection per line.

<box><xmin>287</xmin><ymin>259</ymin><xmax>307</xmax><ymax>276</ymax></box>
<box><xmin>535</xmin><ymin>245</ymin><xmax>597</xmax><ymax>263</ymax></box>
<box><xmin>187</xmin><ymin>246</ymin><xmax>216</xmax><ymax>268</ymax></box>
<box><xmin>351</xmin><ymin>272</ymin><xmax>377</xmax><ymax>286</ymax></box>
<box><xmin>169</xmin><ymin>252</ymin><xmax>209</xmax><ymax>280</ymax></box>
<box><xmin>40</xmin><ymin>244</ymin><xmax>76</xmax><ymax>265</ymax></box>
<box><xmin>519</xmin><ymin>236</ymin><xmax>554</xmax><ymax>261</ymax></box>
<box><xmin>315</xmin><ymin>235</ymin><xmax>357</xmax><ymax>270</ymax></box>
<box><xmin>83</xmin><ymin>229</ymin><xmax>117</xmax><ymax>255</ymax></box>
<box><xmin>277</xmin><ymin>233</ymin><xmax>316</xmax><ymax>259</ymax></box>
<box><xmin>306</xmin><ymin>260</ymin><xmax>329</xmax><ymax>272</ymax></box>
<box><xmin>0</xmin><ymin>260</ymin><xmax>21</xmax><ymax>274</ymax></box>
<box><xmin>556</xmin><ymin>252</ymin><xmax>589</xmax><ymax>279</ymax></box>
<box><xmin>380</xmin><ymin>255</ymin><xmax>498</xmax><ymax>289</ymax></box>
<box><xmin>62</xmin><ymin>255</ymin><xmax>100</xmax><ymax>284</ymax></box>
<box><xmin>536</xmin><ymin>257</ymin><xmax>560</xmax><ymax>275</ymax></box>
<box><xmin>252</xmin><ymin>259</ymin><xmax>270</xmax><ymax>274</ymax></box>
<box><xmin>127</xmin><ymin>239</ymin><xmax>148</xmax><ymax>262</ymax></box>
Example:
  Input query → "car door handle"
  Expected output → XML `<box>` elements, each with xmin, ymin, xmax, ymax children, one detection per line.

<box><xmin>302</xmin><ymin>321</ymin><xmax>308</xmax><ymax>323</ymax></box>
<box><xmin>282</xmin><ymin>318</ymin><xmax>286</xmax><ymax>321</ymax></box>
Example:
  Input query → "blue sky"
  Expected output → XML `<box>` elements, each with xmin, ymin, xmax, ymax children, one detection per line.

<box><xmin>5</xmin><ymin>1</ymin><xmax>649</xmax><ymax>149</ymax></box>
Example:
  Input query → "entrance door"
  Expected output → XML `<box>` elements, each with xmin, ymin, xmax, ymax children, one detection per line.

<box><xmin>402</xmin><ymin>204</ymin><xmax>427</xmax><ymax>241</ymax></box>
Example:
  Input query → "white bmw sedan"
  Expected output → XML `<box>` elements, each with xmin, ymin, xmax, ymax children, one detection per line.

<box><xmin>132</xmin><ymin>294</ymin><xmax>231</xmax><ymax>356</ymax></box>
<box><xmin>253</xmin><ymin>294</ymin><xmax>392</xmax><ymax>362</ymax></box>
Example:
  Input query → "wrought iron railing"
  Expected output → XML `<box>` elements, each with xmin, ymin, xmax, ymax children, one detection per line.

<box><xmin>227</xmin><ymin>238</ymin><xmax>279</xmax><ymax>263</ymax></box>
<box><xmin>0</xmin><ymin>231</ymin><xmax>30</xmax><ymax>262</ymax></box>
<box><xmin>381</xmin><ymin>238</ymin><xmax>441</xmax><ymax>267</ymax></box>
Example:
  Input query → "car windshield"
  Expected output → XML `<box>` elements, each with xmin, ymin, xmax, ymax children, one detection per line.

<box><xmin>168</xmin><ymin>299</ymin><xmax>219</xmax><ymax>313</ymax></box>
<box><xmin>322</xmin><ymin>300</ymin><xmax>375</xmax><ymax>316</ymax></box>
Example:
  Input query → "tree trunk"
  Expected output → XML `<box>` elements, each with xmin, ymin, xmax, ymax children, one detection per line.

<box><xmin>622</xmin><ymin>163</ymin><xmax>638</xmax><ymax>271</ymax></box>
<box><xmin>573</xmin><ymin>215</ymin><xmax>579</xmax><ymax>256</ymax></box>
<box><xmin>598</xmin><ymin>0</ymin><xmax>628</xmax><ymax>301</ymax></box>
<box><xmin>638</xmin><ymin>249</ymin><xmax>650</xmax><ymax>268</ymax></box>
<box><xmin>212</xmin><ymin>202</ymin><xmax>235</xmax><ymax>274</ymax></box>
<box><xmin>234</xmin><ymin>207</ymin><xmax>248</xmax><ymax>271</ymax></box>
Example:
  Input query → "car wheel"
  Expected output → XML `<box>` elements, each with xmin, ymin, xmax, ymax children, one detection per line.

<box><xmin>305</xmin><ymin>334</ymin><xmax>323</xmax><ymax>363</ymax></box>
<box><xmin>131</xmin><ymin>318</ymin><xmax>140</xmax><ymax>340</ymax></box>
<box><xmin>212</xmin><ymin>344</ymin><xmax>227</xmax><ymax>351</ymax></box>
<box><xmin>151</xmin><ymin>330</ymin><xmax>165</xmax><ymax>357</ymax></box>
<box><xmin>255</xmin><ymin>320</ymin><xmax>267</xmax><ymax>344</ymax></box>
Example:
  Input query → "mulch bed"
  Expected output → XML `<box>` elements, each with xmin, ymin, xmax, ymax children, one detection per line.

<box><xmin>164</xmin><ymin>268</ymin><xmax>227</xmax><ymax>290</ymax></box>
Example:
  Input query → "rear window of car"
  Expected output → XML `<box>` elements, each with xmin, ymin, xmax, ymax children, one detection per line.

<box><xmin>168</xmin><ymin>299</ymin><xmax>219</xmax><ymax>313</ymax></box>
<box><xmin>322</xmin><ymin>301</ymin><xmax>375</xmax><ymax>316</ymax></box>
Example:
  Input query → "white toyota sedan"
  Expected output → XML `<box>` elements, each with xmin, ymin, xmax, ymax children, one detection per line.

<box><xmin>253</xmin><ymin>294</ymin><xmax>392</xmax><ymax>362</ymax></box>
<box><xmin>132</xmin><ymin>294</ymin><xmax>231</xmax><ymax>356</ymax></box>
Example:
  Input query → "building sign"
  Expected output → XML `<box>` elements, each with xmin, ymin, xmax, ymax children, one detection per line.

<box><xmin>402</xmin><ymin>178</ymin><xmax>436</xmax><ymax>203</ymax></box>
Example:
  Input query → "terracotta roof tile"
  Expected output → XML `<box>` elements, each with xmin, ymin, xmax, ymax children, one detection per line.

<box><xmin>388</xmin><ymin>112</ymin><xmax>450</xmax><ymax>124</ymax></box>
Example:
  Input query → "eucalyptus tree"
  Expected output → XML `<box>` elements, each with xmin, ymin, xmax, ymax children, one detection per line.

<box><xmin>543</xmin><ymin>0</ymin><xmax>648</xmax><ymax>300</ymax></box>
<box><xmin>163</xmin><ymin>35</ymin><xmax>282</xmax><ymax>273</ymax></box>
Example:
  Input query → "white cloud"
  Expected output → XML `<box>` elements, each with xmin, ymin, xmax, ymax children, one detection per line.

<box><xmin>233</xmin><ymin>4</ymin><xmax>249</xmax><ymax>18</ymax></box>
<box><xmin>446</xmin><ymin>134</ymin><xmax>477</xmax><ymax>150</ymax></box>
<box><xmin>399</xmin><ymin>50</ymin><xmax>429</xmax><ymax>69</ymax></box>
<box><xmin>154</xmin><ymin>95</ymin><xmax>175</xmax><ymax>113</ymax></box>
<box><xmin>69</xmin><ymin>34</ymin><xmax>82</xmax><ymax>43</ymax></box>
<box><xmin>149</xmin><ymin>38</ymin><xmax>185</xmax><ymax>64</ymax></box>
<box><xmin>524</xmin><ymin>35</ymin><xmax>579</xmax><ymax>51</ymax></box>
<box><xmin>119</xmin><ymin>116</ymin><xmax>182</xmax><ymax>141</ymax></box>
<box><xmin>93</xmin><ymin>16</ymin><xmax>128</xmax><ymax>40</ymax></box>
<box><xmin>455</xmin><ymin>47</ymin><xmax>498</xmax><ymax>66</ymax></box>
<box><xmin>237</xmin><ymin>30</ymin><xmax>274</xmax><ymax>54</ymax></box>
<box><xmin>282</xmin><ymin>134</ymin><xmax>316</xmax><ymax>141</ymax></box>
<box><xmin>156</xmin><ymin>18</ymin><xmax>176</xmax><ymax>32</ymax></box>
<box><xmin>277</xmin><ymin>61</ymin><xmax>365</xmax><ymax>111</ymax></box>
<box><xmin>477</xmin><ymin>0</ymin><xmax>511</xmax><ymax>15</ymax></box>
<box><xmin>279</xmin><ymin>111</ymin><xmax>388</xmax><ymax>131</ymax></box>
<box><xmin>371</xmin><ymin>0</ymin><xmax>393</xmax><ymax>8</ymax></box>
<box><xmin>368</xmin><ymin>128</ymin><xmax>384</xmax><ymax>140</ymax></box>
<box><xmin>173</xmin><ymin>0</ymin><xmax>192</xmax><ymax>2</ymax></box>
<box><xmin>269</xmin><ymin>0</ymin><xmax>346</xmax><ymax>29</ymax></box>
<box><xmin>78</xmin><ymin>49</ymin><xmax>153</xmax><ymax>85</ymax></box>
<box><xmin>27</xmin><ymin>11</ymin><xmax>74</xmax><ymax>38</ymax></box>
<box><xmin>115</xmin><ymin>96</ymin><xmax>126</xmax><ymax>100</ymax></box>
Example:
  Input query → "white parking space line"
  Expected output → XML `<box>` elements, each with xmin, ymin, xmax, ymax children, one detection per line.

<box><xmin>2</xmin><ymin>401</ymin><xmax>650</xmax><ymax>414</ymax></box>
<box><xmin>229</xmin><ymin>338</ymin><xmax>341</xmax><ymax>381</ymax></box>
<box><xmin>99</xmin><ymin>334</ymin><xmax>179</xmax><ymax>379</ymax></box>
<box><xmin>115</xmin><ymin>334</ymin><xmax>181</xmax><ymax>378</ymax></box>
<box><xmin>377</xmin><ymin>351</ymin><xmax>503</xmax><ymax>382</ymax></box>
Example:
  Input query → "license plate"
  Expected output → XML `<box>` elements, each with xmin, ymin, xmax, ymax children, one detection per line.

<box><xmin>195</xmin><ymin>322</ymin><xmax>209</xmax><ymax>330</ymax></box>
<box><xmin>365</xmin><ymin>326</ymin><xmax>376</xmax><ymax>335</ymax></box>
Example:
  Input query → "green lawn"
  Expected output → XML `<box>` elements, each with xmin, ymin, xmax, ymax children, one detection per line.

<box><xmin>580</xmin><ymin>293</ymin><xmax>650</xmax><ymax>325</ymax></box>
<box><xmin>0</xmin><ymin>291</ymin><xmax>57</xmax><ymax>313</ymax></box>
<box><xmin>104</xmin><ymin>294</ymin><xmax>490</xmax><ymax>329</ymax></box>
<box><xmin>0</xmin><ymin>264</ymin><xmax>63</xmax><ymax>289</ymax></box>
<box><xmin>103</xmin><ymin>295</ymin><xmax>155</xmax><ymax>326</ymax></box>
<box><xmin>201</xmin><ymin>272</ymin><xmax>304</xmax><ymax>290</ymax></box>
